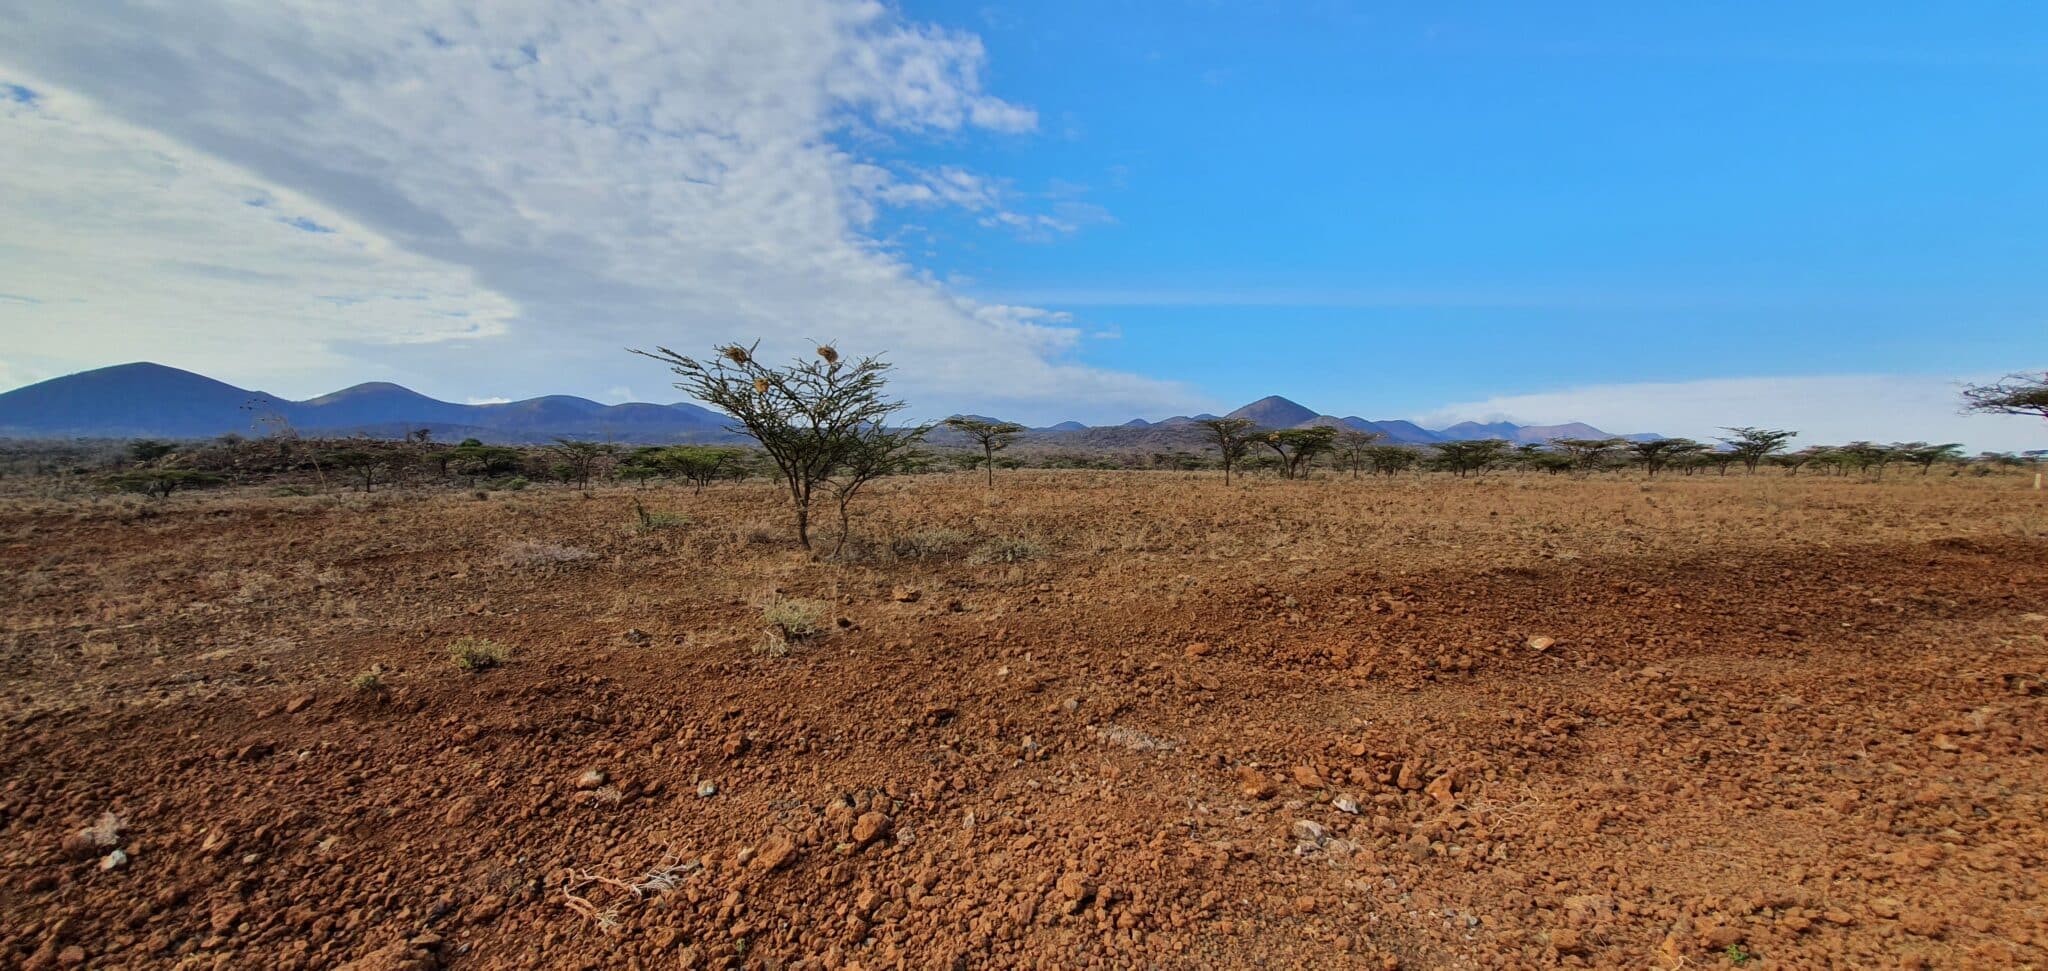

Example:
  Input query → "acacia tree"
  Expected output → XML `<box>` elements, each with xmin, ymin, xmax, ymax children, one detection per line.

<box><xmin>1432</xmin><ymin>439</ymin><xmax>1511</xmax><ymax>477</ymax></box>
<box><xmin>633</xmin><ymin>342</ymin><xmax>928</xmax><ymax>550</ymax></box>
<box><xmin>1194</xmin><ymin>417</ymin><xmax>1259</xmax><ymax>484</ymax></box>
<box><xmin>1769</xmin><ymin>446</ymin><xmax>1827</xmax><ymax>476</ymax></box>
<box><xmin>325</xmin><ymin>449</ymin><xmax>392</xmax><ymax>493</ymax></box>
<box><xmin>1893</xmin><ymin>442</ymin><xmax>1964</xmax><ymax>475</ymax></box>
<box><xmin>1835</xmin><ymin>441</ymin><xmax>1896</xmax><ymax>476</ymax></box>
<box><xmin>943</xmin><ymin>417</ymin><xmax>1026</xmax><ymax>488</ymax></box>
<box><xmin>1259</xmin><ymin>425</ymin><xmax>1337</xmax><ymax>479</ymax></box>
<box><xmin>1717</xmin><ymin>427</ymin><xmax>1797</xmax><ymax>474</ymax></box>
<box><xmin>551</xmin><ymin>438</ymin><xmax>617</xmax><ymax>493</ymax></box>
<box><xmin>1363</xmin><ymin>444</ymin><xmax>1421</xmax><ymax>476</ymax></box>
<box><xmin>1549</xmin><ymin>437</ymin><xmax>1627</xmax><ymax>474</ymax></box>
<box><xmin>1626</xmin><ymin>437</ymin><xmax>1706</xmax><ymax>477</ymax></box>
<box><xmin>1334</xmin><ymin>429</ymin><xmax>1383</xmax><ymax>479</ymax></box>
<box><xmin>1962</xmin><ymin>373</ymin><xmax>2048</xmax><ymax>422</ymax></box>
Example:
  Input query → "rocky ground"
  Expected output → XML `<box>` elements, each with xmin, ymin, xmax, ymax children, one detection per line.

<box><xmin>2</xmin><ymin>472</ymin><xmax>2045</xmax><ymax>969</ymax></box>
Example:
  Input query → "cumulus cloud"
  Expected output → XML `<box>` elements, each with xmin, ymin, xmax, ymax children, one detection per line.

<box><xmin>1416</xmin><ymin>373</ymin><xmax>2048</xmax><ymax>453</ymax></box>
<box><xmin>0</xmin><ymin>0</ymin><xmax>1200</xmax><ymax>422</ymax></box>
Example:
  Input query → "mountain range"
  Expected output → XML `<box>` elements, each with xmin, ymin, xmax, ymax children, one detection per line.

<box><xmin>0</xmin><ymin>363</ymin><xmax>1655</xmax><ymax>446</ymax></box>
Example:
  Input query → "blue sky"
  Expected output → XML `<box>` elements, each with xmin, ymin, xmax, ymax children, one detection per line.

<box><xmin>0</xmin><ymin>1</ymin><xmax>2043</xmax><ymax>447</ymax></box>
<box><xmin>888</xmin><ymin>2</ymin><xmax>2048</xmax><ymax>420</ymax></box>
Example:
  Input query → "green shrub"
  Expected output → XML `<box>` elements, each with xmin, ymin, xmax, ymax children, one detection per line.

<box><xmin>449</xmin><ymin>636</ymin><xmax>511</xmax><ymax>671</ymax></box>
<box><xmin>761</xmin><ymin>597</ymin><xmax>827</xmax><ymax>641</ymax></box>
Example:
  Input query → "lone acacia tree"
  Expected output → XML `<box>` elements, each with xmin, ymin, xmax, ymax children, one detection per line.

<box><xmin>1718</xmin><ymin>427</ymin><xmax>1797</xmax><ymax>474</ymax></box>
<box><xmin>943</xmin><ymin>417</ymin><xmax>1026</xmax><ymax>488</ymax></box>
<box><xmin>1258</xmin><ymin>426</ymin><xmax>1338</xmax><ymax>479</ymax></box>
<box><xmin>1194</xmin><ymin>417</ymin><xmax>1259</xmax><ymax>484</ymax></box>
<box><xmin>633</xmin><ymin>341</ymin><xmax>927</xmax><ymax>550</ymax></box>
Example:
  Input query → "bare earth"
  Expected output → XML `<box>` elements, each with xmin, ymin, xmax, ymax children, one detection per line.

<box><xmin>3</xmin><ymin>472</ymin><xmax>2045</xmax><ymax>970</ymax></box>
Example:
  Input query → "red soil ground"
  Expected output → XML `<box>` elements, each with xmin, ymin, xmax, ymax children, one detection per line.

<box><xmin>2</xmin><ymin>473</ymin><xmax>2044</xmax><ymax>969</ymax></box>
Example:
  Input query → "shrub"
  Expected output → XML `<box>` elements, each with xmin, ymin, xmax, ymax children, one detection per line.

<box><xmin>499</xmin><ymin>476</ymin><xmax>531</xmax><ymax>491</ymax></box>
<box><xmin>761</xmin><ymin>597</ymin><xmax>827</xmax><ymax>641</ymax></box>
<box><xmin>633</xmin><ymin>499</ymin><xmax>688</xmax><ymax>533</ymax></box>
<box><xmin>349</xmin><ymin>669</ymin><xmax>386</xmax><ymax>694</ymax></box>
<box><xmin>102</xmin><ymin>469</ymin><xmax>226</xmax><ymax>499</ymax></box>
<box><xmin>971</xmin><ymin>536</ymin><xmax>1045</xmax><ymax>564</ymax></box>
<box><xmin>890</xmin><ymin>528</ymin><xmax>970</xmax><ymax>561</ymax></box>
<box><xmin>449</xmin><ymin>636</ymin><xmax>511</xmax><ymax>671</ymax></box>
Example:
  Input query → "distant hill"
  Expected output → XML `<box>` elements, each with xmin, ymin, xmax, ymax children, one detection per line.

<box><xmin>0</xmin><ymin>365</ymin><xmax>1655</xmax><ymax>447</ymax></box>
<box><xmin>0</xmin><ymin>362</ymin><xmax>734</xmax><ymax>444</ymax></box>
<box><xmin>1226</xmin><ymin>395</ymin><xmax>1319</xmax><ymax>428</ymax></box>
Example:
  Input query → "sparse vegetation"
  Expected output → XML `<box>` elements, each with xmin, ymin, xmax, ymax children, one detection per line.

<box><xmin>503</xmin><ymin>539</ymin><xmax>595</xmax><ymax>567</ymax></box>
<box><xmin>448</xmin><ymin>636</ymin><xmax>511</xmax><ymax>671</ymax></box>
<box><xmin>944</xmin><ymin>417</ymin><xmax>1026</xmax><ymax>489</ymax></box>
<box><xmin>758</xmin><ymin>596</ymin><xmax>828</xmax><ymax>655</ymax></box>
<box><xmin>972</xmin><ymin>536</ymin><xmax>1046</xmax><ymax>564</ymax></box>
<box><xmin>1194</xmin><ymin>417</ymin><xmax>1259</xmax><ymax>484</ymax></box>
<box><xmin>1718</xmin><ymin>427</ymin><xmax>1797</xmax><ymax>474</ymax></box>
<box><xmin>632</xmin><ymin>498</ymin><xmax>688</xmax><ymax>532</ymax></box>
<box><xmin>1257</xmin><ymin>425</ymin><xmax>1337</xmax><ymax>479</ymax></box>
<box><xmin>890</xmin><ymin>527</ymin><xmax>971</xmax><ymax>560</ymax></box>
<box><xmin>633</xmin><ymin>341</ymin><xmax>930</xmax><ymax>550</ymax></box>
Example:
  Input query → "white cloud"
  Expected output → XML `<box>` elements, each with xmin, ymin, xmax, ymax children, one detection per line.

<box><xmin>1417</xmin><ymin>373</ymin><xmax>2048</xmax><ymax>453</ymax></box>
<box><xmin>0</xmin><ymin>84</ymin><xmax>516</xmax><ymax>387</ymax></box>
<box><xmin>0</xmin><ymin>0</ymin><xmax>1199</xmax><ymax>423</ymax></box>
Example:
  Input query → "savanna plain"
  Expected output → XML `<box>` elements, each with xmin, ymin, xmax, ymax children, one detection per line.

<box><xmin>4</xmin><ymin>471</ymin><xmax>2046</xmax><ymax>970</ymax></box>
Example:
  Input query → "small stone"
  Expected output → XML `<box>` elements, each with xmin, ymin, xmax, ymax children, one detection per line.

<box><xmin>57</xmin><ymin>946</ymin><xmax>86</xmax><ymax>968</ymax></box>
<box><xmin>285</xmin><ymin>694</ymin><xmax>315</xmax><ymax>714</ymax></box>
<box><xmin>852</xmin><ymin>812</ymin><xmax>892</xmax><ymax>848</ymax></box>
<box><xmin>1550</xmin><ymin>929</ymin><xmax>1584</xmax><ymax>954</ymax></box>
<box><xmin>1526</xmin><ymin>636</ymin><xmax>1556</xmax><ymax>652</ymax></box>
<box><xmin>1293</xmin><ymin>896</ymin><xmax>1318</xmax><ymax>915</ymax></box>
<box><xmin>1333</xmin><ymin>797</ymin><xmax>1361</xmax><ymax>815</ymax></box>
<box><xmin>442</xmin><ymin>796</ymin><xmax>478</xmax><ymax>826</ymax></box>
<box><xmin>891</xmin><ymin>587</ymin><xmax>921</xmax><ymax>603</ymax></box>
<box><xmin>60</xmin><ymin>831</ymin><xmax>100</xmax><ymax>860</ymax></box>
<box><xmin>1291</xmin><ymin>820</ymin><xmax>1328</xmax><ymax>843</ymax></box>
<box><xmin>1055</xmin><ymin>871</ymin><xmax>1094</xmax><ymax>905</ymax></box>
<box><xmin>1900</xmin><ymin>911</ymin><xmax>1944</xmax><ymax>938</ymax></box>
<box><xmin>1184</xmin><ymin>642</ymin><xmax>1213</xmax><ymax>657</ymax></box>
<box><xmin>99</xmin><ymin>849</ymin><xmax>129</xmax><ymax>871</ymax></box>
<box><xmin>211</xmin><ymin>902</ymin><xmax>246</xmax><ymax>934</ymax></box>
<box><xmin>1425</xmin><ymin>771</ymin><xmax>1457</xmax><ymax>808</ymax></box>
<box><xmin>754</xmin><ymin>833</ymin><xmax>800</xmax><ymax>872</ymax></box>
<box><xmin>697</xmin><ymin>782</ymin><xmax>718</xmax><ymax>798</ymax></box>
<box><xmin>622</xmin><ymin>628</ymin><xmax>650</xmax><ymax>645</ymax></box>
<box><xmin>575</xmin><ymin>769</ymin><xmax>608</xmax><ymax>790</ymax></box>
<box><xmin>1290</xmin><ymin>765</ymin><xmax>1324</xmax><ymax>789</ymax></box>
<box><xmin>1236</xmin><ymin>767</ymin><xmax>1277</xmax><ymax>800</ymax></box>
